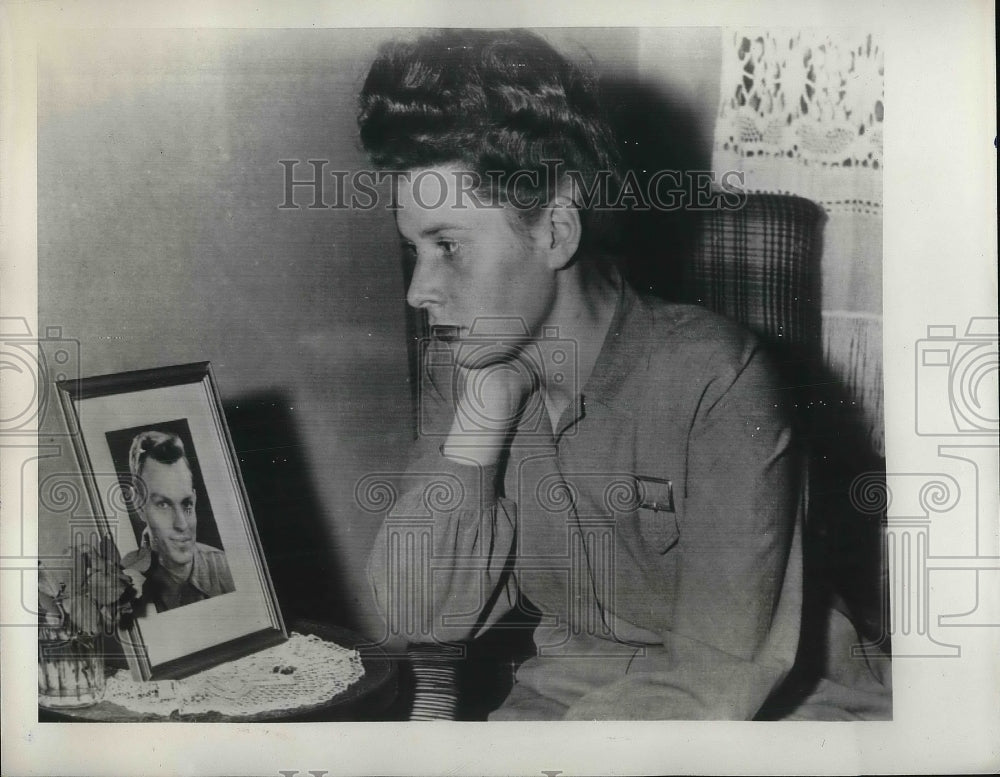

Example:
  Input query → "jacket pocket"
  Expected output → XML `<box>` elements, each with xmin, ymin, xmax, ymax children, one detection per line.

<box><xmin>632</xmin><ymin>475</ymin><xmax>680</xmax><ymax>555</ymax></box>
<box><xmin>633</xmin><ymin>476</ymin><xmax>678</xmax><ymax>554</ymax></box>
<box><xmin>637</xmin><ymin>507</ymin><xmax>680</xmax><ymax>554</ymax></box>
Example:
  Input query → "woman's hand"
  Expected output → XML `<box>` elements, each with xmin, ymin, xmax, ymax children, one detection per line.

<box><xmin>443</xmin><ymin>353</ymin><xmax>539</xmax><ymax>466</ymax></box>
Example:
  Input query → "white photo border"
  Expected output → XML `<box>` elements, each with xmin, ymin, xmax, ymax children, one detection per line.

<box><xmin>1</xmin><ymin>1</ymin><xmax>997</xmax><ymax>775</ymax></box>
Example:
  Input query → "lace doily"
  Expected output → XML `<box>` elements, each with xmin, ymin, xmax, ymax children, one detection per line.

<box><xmin>104</xmin><ymin>632</ymin><xmax>365</xmax><ymax>717</ymax></box>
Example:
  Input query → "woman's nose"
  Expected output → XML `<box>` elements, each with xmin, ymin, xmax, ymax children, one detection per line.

<box><xmin>406</xmin><ymin>255</ymin><xmax>438</xmax><ymax>310</ymax></box>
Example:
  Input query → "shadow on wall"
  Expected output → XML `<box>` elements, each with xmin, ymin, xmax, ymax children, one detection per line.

<box><xmin>600</xmin><ymin>72</ymin><xmax>714</xmax><ymax>301</ymax></box>
<box><xmin>805</xmin><ymin>367</ymin><xmax>889</xmax><ymax>649</ymax></box>
<box><xmin>762</xmin><ymin>372</ymin><xmax>889</xmax><ymax>719</ymax></box>
<box><xmin>223</xmin><ymin>393</ymin><xmax>351</xmax><ymax>627</ymax></box>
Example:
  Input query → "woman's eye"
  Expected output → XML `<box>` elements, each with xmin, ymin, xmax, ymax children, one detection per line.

<box><xmin>437</xmin><ymin>240</ymin><xmax>459</xmax><ymax>257</ymax></box>
<box><xmin>400</xmin><ymin>242</ymin><xmax>417</xmax><ymax>260</ymax></box>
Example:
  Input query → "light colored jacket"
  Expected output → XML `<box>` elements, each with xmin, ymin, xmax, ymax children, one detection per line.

<box><xmin>369</xmin><ymin>282</ymin><xmax>804</xmax><ymax>719</ymax></box>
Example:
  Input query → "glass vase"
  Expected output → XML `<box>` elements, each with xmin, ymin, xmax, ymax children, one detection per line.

<box><xmin>38</xmin><ymin>626</ymin><xmax>106</xmax><ymax>709</ymax></box>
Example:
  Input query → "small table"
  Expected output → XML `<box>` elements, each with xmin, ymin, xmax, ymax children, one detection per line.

<box><xmin>39</xmin><ymin>620</ymin><xmax>397</xmax><ymax>722</ymax></box>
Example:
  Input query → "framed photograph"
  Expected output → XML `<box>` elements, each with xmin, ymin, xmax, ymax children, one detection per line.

<box><xmin>57</xmin><ymin>362</ymin><xmax>286</xmax><ymax>680</ymax></box>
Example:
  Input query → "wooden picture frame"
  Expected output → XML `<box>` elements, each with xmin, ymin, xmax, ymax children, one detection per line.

<box><xmin>56</xmin><ymin>362</ymin><xmax>286</xmax><ymax>680</ymax></box>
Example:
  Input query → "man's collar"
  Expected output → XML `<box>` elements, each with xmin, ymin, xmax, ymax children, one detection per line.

<box><xmin>187</xmin><ymin>544</ymin><xmax>215</xmax><ymax>597</ymax></box>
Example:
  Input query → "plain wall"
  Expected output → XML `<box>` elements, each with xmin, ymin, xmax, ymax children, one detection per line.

<box><xmin>37</xmin><ymin>27</ymin><xmax>721</xmax><ymax>637</ymax></box>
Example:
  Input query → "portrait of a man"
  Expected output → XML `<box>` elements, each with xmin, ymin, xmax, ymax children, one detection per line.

<box><xmin>105</xmin><ymin>422</ymin><xmax>236</xmax><ymax>614</ymax></box>
<box><xmin>127</xmin><ymin>430</ymin><xmax>236</xmax><ymax>613</ymax></box>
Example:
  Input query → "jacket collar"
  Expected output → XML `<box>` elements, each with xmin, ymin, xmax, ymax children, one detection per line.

<box><xmin>151</xmin><ymin>543</ymin><xmax>213</xmax><ymax>596</ymax></box>
<box><xmin>579</xmin><ymin>279</ymin><xmax>654</xmax><ymax>417</ymax></box>
<box><xmin>187</xmin><ymin>544</ymin><xmax>217</xmax><ymax>597</ymax></box>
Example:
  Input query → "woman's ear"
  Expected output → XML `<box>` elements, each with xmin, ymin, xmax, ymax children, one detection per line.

<box><xmin>544</xmin><ymin>193</ymin><xmax>582</xmax><ymax>271</ymax></box>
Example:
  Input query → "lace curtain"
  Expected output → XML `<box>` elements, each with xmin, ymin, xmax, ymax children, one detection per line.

<box><xmin>713</xmin><ymin>29</ymin><xmax>885</xmax><ymax>456</ymax></box>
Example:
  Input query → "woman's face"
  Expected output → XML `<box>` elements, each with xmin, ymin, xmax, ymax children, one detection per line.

<box><xmin>396</xmin><ymin>165</ymin><xmax>557</xmax><ymax>366</ymax></box>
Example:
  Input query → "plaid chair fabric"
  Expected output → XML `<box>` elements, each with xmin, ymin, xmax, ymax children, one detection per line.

<box><xmin>682</xmin><ymin>193</ymin><xmax>824</xmax><ymax>359</ymax></box>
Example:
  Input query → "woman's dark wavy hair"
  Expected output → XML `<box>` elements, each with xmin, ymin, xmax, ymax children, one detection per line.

<box><xmin>357</xmin><ymin>29</ymin><xmax>622</xmax><ymax>257</ymax></box>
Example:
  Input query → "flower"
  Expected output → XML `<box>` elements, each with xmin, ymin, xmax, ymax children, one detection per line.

<box><xmin>38</xmin><ymin>531</ymin><xmax>151</xmax><ymax>638</ymax></box>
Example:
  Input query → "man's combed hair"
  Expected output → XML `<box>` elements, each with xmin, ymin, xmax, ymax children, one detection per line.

<box><xmin>128</xmin><ymin>430</ymin><xmax>187</xmax><ymax>479</ymax></box>
<box><xmin>125</xmin><ymin>430</ymin><xmax>189</xmax><ymax>514</ymax></box>
<box><xmin>358</xmin><ymin>29</ymin><xmax>622</xmax><ymax>252</ymax></box>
